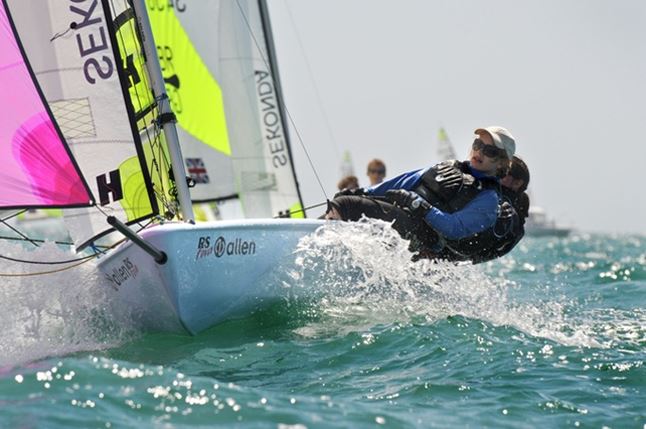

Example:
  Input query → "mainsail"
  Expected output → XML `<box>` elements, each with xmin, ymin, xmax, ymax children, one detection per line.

<box><xmin>146</xmin><ymin>0</ymin><xmax>305</xmax><ymax>218</ymax></box>
<box><xmin>0</xmin><ymin>0</ymin><xmax>169</xmax><ymax>248</ymax></box>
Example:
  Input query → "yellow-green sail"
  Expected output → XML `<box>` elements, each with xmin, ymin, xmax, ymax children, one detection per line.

<box><xmin>146</xmin><ymin>1</ymin><xmax>306</xmax><ymax>218</ymax></box>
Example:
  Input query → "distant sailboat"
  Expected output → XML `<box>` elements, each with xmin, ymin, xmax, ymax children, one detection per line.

<box><xmin>525</xmin><ymin>206</ymin><xmax>571</xmax><ymax>237</ymax></box>
<box><xmin>340</xmin><ymin>150</ymin><xmax>355</xmax><ymax>178</ymax></box>
<box><xmin>436</xmin><ymin>127</ymin><xmax>458</xmax><ymax>161</ymax></box>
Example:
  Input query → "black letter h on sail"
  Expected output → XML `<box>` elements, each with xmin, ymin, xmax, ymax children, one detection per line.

<box><xmin>96</xmin><ymin>170</ymin><xmax>123</xmax><ymax>205</ymax></box>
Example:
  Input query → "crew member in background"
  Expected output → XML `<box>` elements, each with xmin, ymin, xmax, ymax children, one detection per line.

<box><xmin>337</xmin><ymin>175</ymin><xmax>360</xmax><ymax>191</ymax></box>
<box><xmin>366</xmin><ymin>159</ymin><xmax>387</xmax><ymax>186</ymax></box>
<box><xmin>326</xmin><ymin>126</ymin><xmax>516</xmax><ymax>262</ymax></box>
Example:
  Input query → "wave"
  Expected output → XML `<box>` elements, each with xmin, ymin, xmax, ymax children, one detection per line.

<box><xmin>284</xmin><ymin>219</ymin><xmax>641</xmax><ymax>349</ymax></box>
<box><xmin>1</xmin><ymin>219</ymin><xmax>642</xmax><ymax>367</ymax></box>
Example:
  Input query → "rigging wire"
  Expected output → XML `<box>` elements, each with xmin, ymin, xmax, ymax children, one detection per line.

<box><xmin>0</xmin><ymin>228</ymin><xmax>129</xmax><ymax>277</ymax></box>
<box><xmin>282</xmin><ymin>0</ymin><xmax>341</xmax><ymax>163</ymax></box>
<box><xmin>0</xmin><ymin>210</ymin><xmax>41</xmax><ymax>248</ymax></box>
<box><xmin>235</xmin><ymin>0</ymin><xmax>330</xmax><ymax>202</ymax></box>
<box><xmin>0</xmin><ymin>203</ymin><xmax>149</xmax><ymax>271</ymax></box>
<box><xmin>0</xmin><ymin>235</ymin><xmax>109</xmax><ymax>250</ymax></box>
<box><xmin>1</xmin><ymin>210</ymin><xmax>26</xmax><ymax>223</ymax></box>
<box><xmin>110</xmin><ymin>0</ymin><xmax>178</xmax><ymax>219</ymax></box>
<box><xmin>273</xmin><ymin>200</ymin><xmax>328</xmax><ymax>218</ymax></box>
<box><xmin>0</xmin><ymin>214</ymin><xmax>153</xmax><ymax>272</ymax></box>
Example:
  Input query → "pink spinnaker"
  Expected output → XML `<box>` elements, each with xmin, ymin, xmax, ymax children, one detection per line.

<box><xmin>0</xmin><ymin>4</ymin><xmax>90</xmax><ymax>207</ymax></box>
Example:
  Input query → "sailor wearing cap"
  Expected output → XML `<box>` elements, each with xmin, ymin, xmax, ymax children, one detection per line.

<box><xmin>326</xmin><ymin>126</ymin><xmax>517</xmax><ymax>261</ymax></box>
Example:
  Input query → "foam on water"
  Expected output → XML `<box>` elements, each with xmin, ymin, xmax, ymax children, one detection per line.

<box><xmin>286</xmin><ymin>219</ymin><xmax>631</xmax><ymax>348</ymax></box>
<box><xmin>0</xmin><ymin>241</ymin><xmax>135</xmax><ymax>368</ymax></box>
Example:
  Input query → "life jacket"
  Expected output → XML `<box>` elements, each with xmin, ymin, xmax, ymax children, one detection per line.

<box><xmin>413</xmin><ymin>160</ymin><xmax>499</xmax><ymax>213</ymax></box>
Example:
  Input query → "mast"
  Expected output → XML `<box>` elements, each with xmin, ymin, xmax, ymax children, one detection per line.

<box><xmin>131</xmin><ymin>0</ymin><xmax>194</xmax><ymax>222</ymax></box>
<box><xmin>257</xmin><ymin>0</ymin><xmax>306</xmax><ymax>216</ymax></box>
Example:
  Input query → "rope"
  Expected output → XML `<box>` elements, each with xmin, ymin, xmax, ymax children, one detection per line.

<box><xmin>0</xmin><ymin>233</ymin><xmax>125</xmax><ymax>277</ymax></box>
<box><xmin>274</xmin><ymin>201</ymin><xmax>329</xmax><ymax>218</ymax></box>
<box><xmin>0</xmin><ymin>252</ymin><xmax>97</xmax><ymax>265</ymax></box>
<box><xmin>0</xmin><ymin>255</ymin><xmax>98</xmax><ymax>278</ymax></box>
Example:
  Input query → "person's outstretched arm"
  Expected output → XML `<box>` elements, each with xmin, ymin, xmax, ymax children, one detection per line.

<box><xmin>366</xmin><ymin>168</ymin><xmax>426</xmax><ymax>196</ymax></box>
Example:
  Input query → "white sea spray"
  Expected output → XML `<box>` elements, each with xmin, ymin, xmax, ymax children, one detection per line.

<box><xmin>286</xmin><ymin>219</ymin><xmax>615</xmax><ymax>348</ymax></box>
<box><xmin>0</xmin><ymin>240</ymin><xmax>135</xmax><ymax>367</ymax></box>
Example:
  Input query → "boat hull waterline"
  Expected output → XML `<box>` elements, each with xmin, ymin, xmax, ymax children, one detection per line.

<box><xmin>98</xmin><ymin>219</ymin><xmax>325</xmax><ymax>334</ymax></box>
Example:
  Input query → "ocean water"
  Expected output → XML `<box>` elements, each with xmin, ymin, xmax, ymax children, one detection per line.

<box><xmin>0</xmin><ymin>220</ymin><xmax>644</xmax><ymax>428</ymax></box>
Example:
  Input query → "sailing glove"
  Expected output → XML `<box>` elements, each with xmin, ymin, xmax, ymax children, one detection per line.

<box><xmin>384</xmin><ymin>189</ymin><xmax>431</xmax><ymax>217</ymax></box>
<box><xmin>498</xmin><ymin>201</ymin><xmax>515</xmax><ymax>220</ymax></box>
<box><xmin>334</xmin><ymin>187</ymin><xmax>367</xmax><ymax>198</ymax></box>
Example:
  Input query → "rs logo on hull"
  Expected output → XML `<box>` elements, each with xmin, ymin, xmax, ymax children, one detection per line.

<box><xmin>195</xmin><ymin>236</ymin><xmax>256</xmax><ymax>260</ymax></box>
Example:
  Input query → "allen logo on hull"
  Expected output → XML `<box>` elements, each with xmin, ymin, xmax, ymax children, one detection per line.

<box><xmin>195</xmin><ymin>236</ymin><xmax>256</xmax><ymax>260</ymax></box>
<box><xmin>104</xmin><ymin>257</ymin><xmax>139</xmax><ymax>290</ymax></box>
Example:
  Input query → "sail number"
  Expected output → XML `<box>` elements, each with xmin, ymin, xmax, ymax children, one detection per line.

<box><xmin>148</xmin><ymin>0</ymin><xmax>186</xmax><ymax>13</ymax></box>
<box><xmin>157</xmin><ymin>45</ymin><xmax>182</xmax><ymax>114</ymax></box>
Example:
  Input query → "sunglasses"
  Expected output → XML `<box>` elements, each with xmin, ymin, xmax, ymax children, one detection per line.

<box><xmin>472</xmin><ymin>139</ymin><xmax>505</xmax><ymax>159</ymax></box>
<box><xmin>368</xmin><ymin>168</ymin><xmax>386</xmax><ymax>175</ymax></box>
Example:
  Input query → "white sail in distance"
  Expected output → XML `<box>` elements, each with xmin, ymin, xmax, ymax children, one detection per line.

<box><xmin>437</xmin><ymin>127</ymin><xmax>458</xmax><ymax>161</ymax></box>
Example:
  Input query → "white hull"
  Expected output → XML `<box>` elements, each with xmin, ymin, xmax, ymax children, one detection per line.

<box><xmin>98</xmin><ymin>219</ymin><xmax>324</xmax><ymax>334</ymax></box>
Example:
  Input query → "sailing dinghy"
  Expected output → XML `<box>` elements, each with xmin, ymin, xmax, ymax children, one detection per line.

<box><xmin>0</xmin><ymin>0</ymin><xmax>324</xmax><ymax>334</ymax></box>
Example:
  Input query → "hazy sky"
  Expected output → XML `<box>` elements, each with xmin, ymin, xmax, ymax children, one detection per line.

<box><xmin>266</xmin><ymin>0</ymin><xmax>645</xmax><ymax>234</ymax></box>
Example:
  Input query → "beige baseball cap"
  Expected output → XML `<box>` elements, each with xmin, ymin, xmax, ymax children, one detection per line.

<box><xmin>475</xmin><ymin>126</ymin><xmax>516</xmax><ymax>159</ymax></box>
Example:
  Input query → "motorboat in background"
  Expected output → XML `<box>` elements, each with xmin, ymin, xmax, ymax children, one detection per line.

<box><xmin>525</xmin><ymin>206</ymin><xmax>571</xmax><ymax>237</ymax></box>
